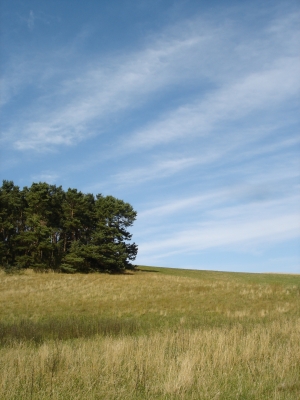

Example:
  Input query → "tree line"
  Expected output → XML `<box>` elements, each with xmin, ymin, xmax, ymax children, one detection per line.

<box><xmin>0</xmin><ymin>180</ymin><xmax>138</xmax><ymax>273</ymax></box>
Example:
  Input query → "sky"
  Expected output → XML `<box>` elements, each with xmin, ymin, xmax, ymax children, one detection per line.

<box><xmin>1</xmin><ymin>0</ymin><xmax>299</xmax><ymax>273</ymax></box>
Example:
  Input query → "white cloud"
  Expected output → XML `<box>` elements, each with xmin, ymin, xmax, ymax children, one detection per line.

<box><xmin>124</xmin><ymin>56</ymin><xmax>299</xmax><ymax>151</ymax></box>
<box><xmin>137</xmin><ymin>208</ymin><xmax>300</xmax><ymax>259</ymax></box>
<box><xmin>31</xmin><ymin>172</ymin><xmax>59</xmax><ymax>184</ymax></box>
<box><xmin>9</xmin><ymin>31</ymin><xmax>208</xmax><ymax>151</ymax></box>
<box><xmin>137</xmin><ymin>179</ymin><xmax>299</xmax><ymax>222</ymax></box>
<box><xmin>3</xmin><ymin>8</ymin><xmax>298</xmax><ymax>153</ymax></box>
<box><xmin>112</xmin><ymin>157</ymin><xmax>202</xmax><ymax>186</ymax></box>
<box><xmin>27</xmin><ymin>11</ymin><xmax>35</xmax><ymax>30</ymax></box>
<box><xmin>134</xmin><ymin>172</ymin><xmax>300</xmax><ymax>262</ymax></box>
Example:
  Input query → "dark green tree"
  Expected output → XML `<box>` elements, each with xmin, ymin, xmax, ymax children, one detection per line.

<box><xmin>0</xmin><ymin>181</ymin><xmax>25</xmax><ymax>268</ymax></box>
<box><xmin>0</xmin><ymin>180</ymin><xmax>138</xmax><ymax>273</ymax></box>
<box><xmin>14</xmin><ymin>183</ymin><xmax>58</xmax><ymax>270</ymax></box>
<box><xmin>62</xmin><ymin>195</ymin><xmax>138</xmax><ymax>273</ymax></box>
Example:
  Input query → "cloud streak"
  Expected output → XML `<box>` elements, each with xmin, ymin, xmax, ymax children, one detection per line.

<box><xmin>27</xmin><ymin>11</ymin><xmax>35</xmax><ymax>30</ymax></box>
<box><xmin>124</xmin><ymin>56</ymin><xmax>299</xmax><ymax>151</ymax></box>
<box><xmin>2</xmin><ymin>8</ymin><xmax>298</xmax><ymax>154</ymax></box>
<box><xmin>136</xmin><ymin>193</ymin><xmax>300</xmax><ymax>261</ymax></box>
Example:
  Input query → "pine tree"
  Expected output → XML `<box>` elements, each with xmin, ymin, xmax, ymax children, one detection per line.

<box><xmin>0</xmin><ymin>181</ymin><xmax>138</xmax><ymax>273</ymax></box>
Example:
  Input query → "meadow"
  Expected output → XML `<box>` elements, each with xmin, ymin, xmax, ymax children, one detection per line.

<box><xmin>0</xmin><ymin>266</ymin><xmax>299</xmax><ymax>399</ymax></box>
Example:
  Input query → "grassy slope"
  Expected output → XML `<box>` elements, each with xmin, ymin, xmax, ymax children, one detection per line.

<box><xmin>139</xmin><ymin>265</ymin><xmax>300</xmax><ymax>284</ymax></box>
<box><xmin>0</xmin><ymin>266</ymin><xmax>299</xmax><ymax>399</ymax></box>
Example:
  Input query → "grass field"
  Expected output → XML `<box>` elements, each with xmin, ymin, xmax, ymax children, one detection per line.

<box><xmin>0</xmin><ymin>266</ymin><xmax>299</xmax><ymax>399</ymax></box>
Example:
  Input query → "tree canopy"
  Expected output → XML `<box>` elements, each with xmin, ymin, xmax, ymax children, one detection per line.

<box><xmin>0</xmin><ymin>180</ymin><xmax>138</xmax><ymax>273</ymax></box>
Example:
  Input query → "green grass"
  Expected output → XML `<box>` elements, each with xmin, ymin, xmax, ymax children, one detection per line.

<box><xmin>138</xmin><ymin>264</ymin><xmax>300</xmax><ymax>285</ymax></box>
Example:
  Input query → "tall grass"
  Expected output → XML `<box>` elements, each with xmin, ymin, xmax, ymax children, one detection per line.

<box><xmin>0</xmin><ymin>267</ymin><xmax>299</xmax><ymax>399</ymax></box>
<box><xmin>1</xmin><ymin>320</ymin><xmax>299</xmax><ymax>399</ymax></box>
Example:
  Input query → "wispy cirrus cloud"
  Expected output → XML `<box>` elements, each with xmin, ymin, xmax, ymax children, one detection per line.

<box><xmin>27</xmin><ymin>11</ymin><xmax>35</xmax><ymax>30</ymax></box>
<box><xmin>137</xmin><ymin>212</ymin><xmax>300</xmax><ymax>267</ymax></box>
<box><xmin>112</xmin><ymin>156</ymin><xmax>204</xmax><ymax>186</ymax></box>
<box><xmin>133</xmin><ymin>151</ymin><xmax>300</xmax><ymax>265</ymax></box>
<box><xmin>136</xmin><ymin>192</ymin><xmax>300</xmax><ymax>262</ymax></box>
<box><xmin>7</xmin><ymin>31</ymin><xmax>207</xmax><ymax>151</ymax></box>
<box><xmin>2</xmin><ymin>7</ymin><xmax>298</xmax><ymax>154</ymax></box>
<box><xmin>123</xmin><ymin>56</ymin><xmax>299</xmax><ymax>152</ymax></box>
<box><xmin>137</xmin><ymin>174</ymin><xmax>299</xmax><ymax>222</ymax></box>
<box><xmin>30</xmin><ymin>172</ymin><xmax>60</xmax><ymax>184</ymax></box>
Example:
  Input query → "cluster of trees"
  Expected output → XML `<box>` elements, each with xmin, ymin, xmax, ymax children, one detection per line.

<box><xmin>0</xmin><ymin>180</ymin><xmax>138</xmax><ymax>273</ymax></box>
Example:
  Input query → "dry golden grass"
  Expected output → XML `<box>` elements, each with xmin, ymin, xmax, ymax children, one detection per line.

<box><xmin>1</xmin><ymin>268</ymin><xmax>299</xmax><ymax>323</ymax></box>
<box><xmin>0</xmin><ymin>267</ymin><xmax>299</xmax><ymax>399</ymax></box>
<box><xmin>1</xmin><ymin>320</ymin><xmax>299</xmax><ymax>399</ymax></box>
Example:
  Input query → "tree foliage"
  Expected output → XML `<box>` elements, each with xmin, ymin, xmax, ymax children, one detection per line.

<box><xmin>0</xmin><ymin>181</ymin><xmax>138</xmax><ymax>273</ymax></box>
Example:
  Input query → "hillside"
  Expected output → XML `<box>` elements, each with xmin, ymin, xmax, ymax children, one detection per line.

<box><xmin>0</xmin><ymin>266</ymin><xmax>299</xmax><ymax>399</ymax></box>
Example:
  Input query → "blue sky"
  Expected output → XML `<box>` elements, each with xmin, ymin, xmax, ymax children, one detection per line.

<box><xmin>1</xmin><ymin>0</ymin><xmax>299</xmax><ymax>273</ymax></box>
